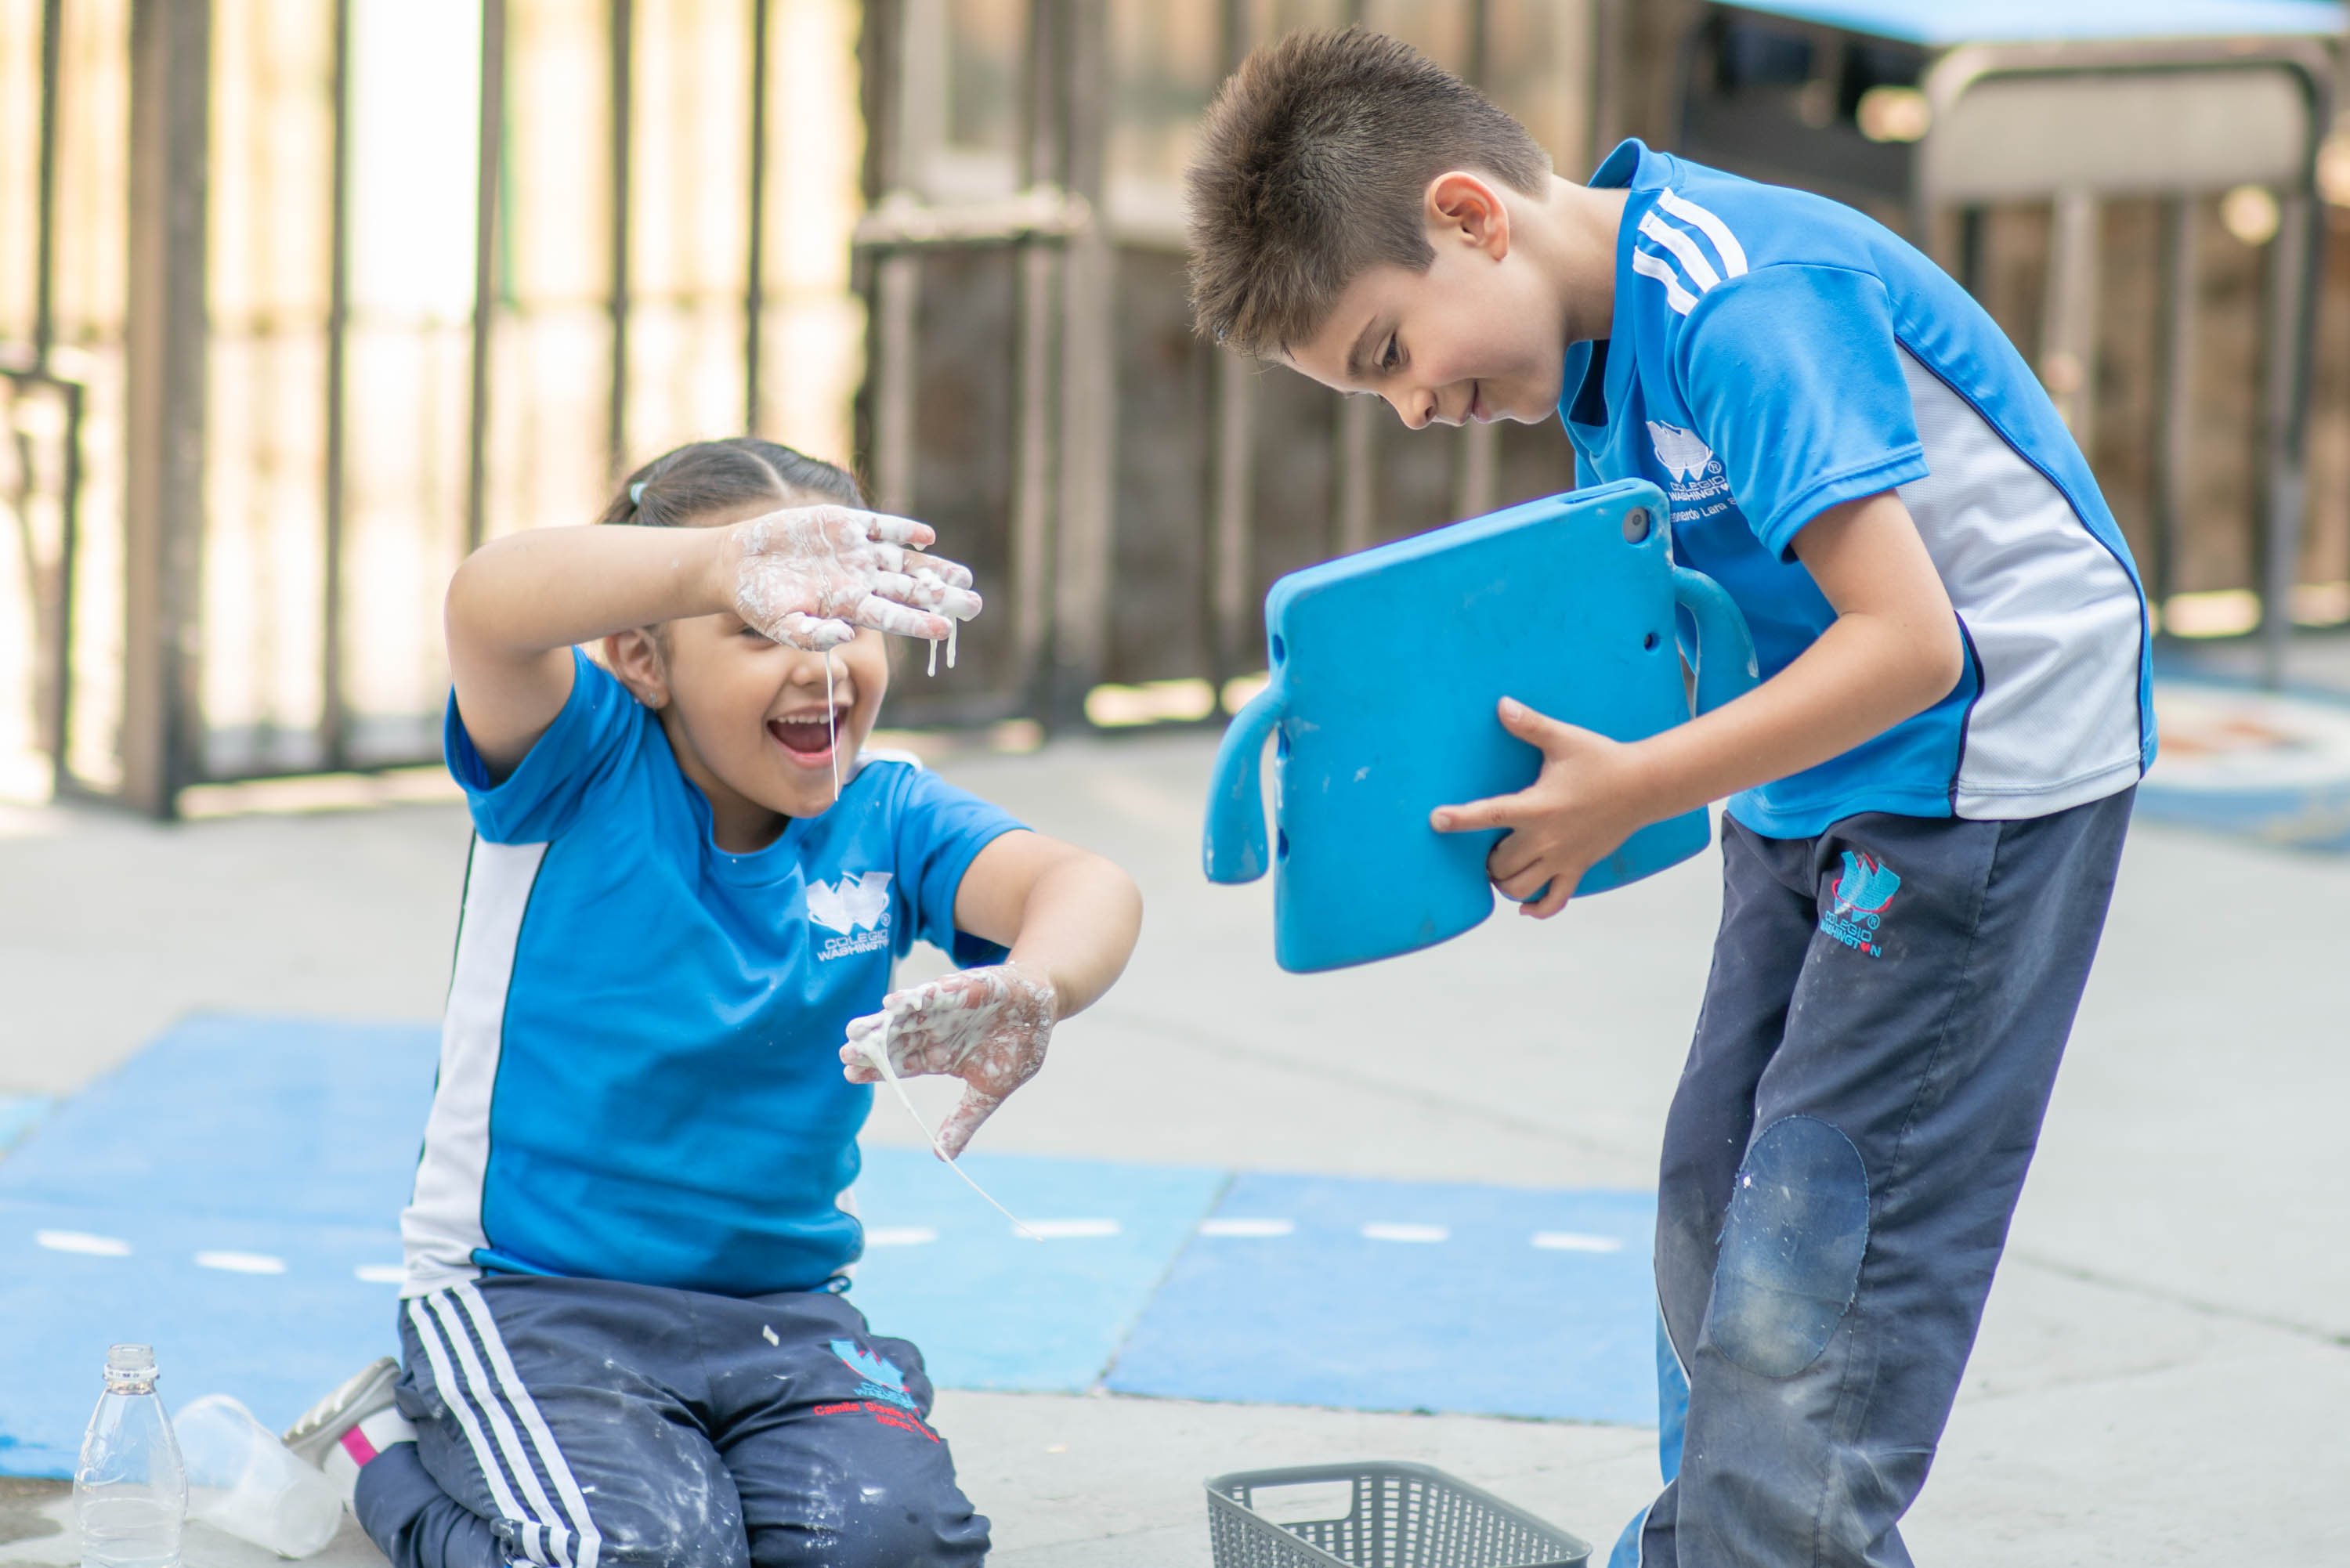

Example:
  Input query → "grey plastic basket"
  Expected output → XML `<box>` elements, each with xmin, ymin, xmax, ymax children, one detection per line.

<box><xmin>1206</xmin><ymin>1461</ymin><xmax>1593</xmax><ymax>1568</ymax></box>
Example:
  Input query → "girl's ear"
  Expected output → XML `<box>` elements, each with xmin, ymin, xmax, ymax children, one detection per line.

<box><xmin>604</xmin><ymin>628</ymin><xmax>671</xmax><ymax>709</ymax></box>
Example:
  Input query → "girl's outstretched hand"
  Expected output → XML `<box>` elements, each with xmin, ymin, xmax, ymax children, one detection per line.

<box><xmin>725</xmin><ymin>505</ymin><xmax>983</xmax><ymax>651</ymax></box>
<box><xmin>841</xmin><ymin>963</ymin><xmax>1058</xmax><ymax>1158</ymax></box>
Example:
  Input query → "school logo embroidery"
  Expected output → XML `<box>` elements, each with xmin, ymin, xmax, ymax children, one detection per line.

<box><xmin>830</xmin><ymin>1339</ymin><xmax>919</xmax><ymax>1411</ymax></box>
<box><xmin>808</xmin><ymin>871</ymin><xmax>892</xmax><ymax>959</ymax></box>
<box><xmin>1820</xmin><ymin>850</ymin><xmax>1900</xmax><ymax>957</ymax></box>
<box><xmin>812</xmin><ymin>1339</ymin><xmax>940</xmax><ymax>1440</ymax></box>
<box><xmin>1646</xmin><ymin>419</ymin><xmax>1734</xmax><ymax>522</ymax></box>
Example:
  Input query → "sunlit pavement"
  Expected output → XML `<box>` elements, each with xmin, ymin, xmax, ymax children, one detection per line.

<box><xmin>2</xmin><ymin>721</ymin><xmax>2346</xmax><ymax>1565</ymax></box>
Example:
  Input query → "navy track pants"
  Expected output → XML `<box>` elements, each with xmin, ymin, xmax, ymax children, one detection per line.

<box><xmin>352</xmin><ymin>1275</ymin><xmax>989</xmax><ymax>1568</ymax></box>
<box><xmin>1615</xmin><ymin>789</ymin><xmax>2133</xmax><ymax>1568</ymax></box>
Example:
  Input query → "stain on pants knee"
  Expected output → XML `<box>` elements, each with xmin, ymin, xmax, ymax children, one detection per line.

<box><xmin>1701</xmin><ymin>1115</ymin><xmax>1870</xmax><ymax>1378</ymax></box>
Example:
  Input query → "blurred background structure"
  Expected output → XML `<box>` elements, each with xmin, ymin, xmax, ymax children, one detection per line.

<box><xmin>4</xmin><ymin>0</ymin><xmax>2350</xmax><ymax>816</ymax></box>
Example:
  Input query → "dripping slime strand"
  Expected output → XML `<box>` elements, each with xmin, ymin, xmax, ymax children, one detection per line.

<box><xmin>859</xmin><ymin>1011</ymin><xmax>1043</xmax><ymax>1241</ymax></box>
<box><xmin>824</xmin><ymin>646</ymin><xmax>841</xmax><ymax>802</ymax></box>
<box><xmin>947</xmin><ymin>619</ymin><xmax>958</xmax><ymax>670</ymax></box>
<box><xmin>928</xmin><ymin>637</ymin><xmax>938</xmax><ymax>677</ymax></box>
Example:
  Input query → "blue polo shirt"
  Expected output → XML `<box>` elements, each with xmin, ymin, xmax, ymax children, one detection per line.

<box><xmin>1561</xmin><ymin>140</ymin><xmax>2154</xmax><ymax>836</ymax></box>
<box><xmin>400</xmin><ymin>650</ymin><xmax>1023</xmax><ymax>1299</ymax></box>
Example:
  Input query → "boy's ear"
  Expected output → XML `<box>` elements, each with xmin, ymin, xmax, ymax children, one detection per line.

<box><xmin>605</xmin><ymin>627</ymin><xmax>671</xmax><ymax>709</ymax></box>
<box><xmin>1426</xmin><ymin>171</ymin><xmax>1511</xmax><ymax>259</ymax></box>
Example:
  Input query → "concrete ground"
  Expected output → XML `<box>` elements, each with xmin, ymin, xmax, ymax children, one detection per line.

<box><xmin>3</xmin><ymin>708</ymin><xmax>2348</xmax><ymax>1564</ymax></box>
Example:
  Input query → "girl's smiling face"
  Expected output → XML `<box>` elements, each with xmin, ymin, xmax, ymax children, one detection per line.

<box><xmin>606</xmin><ymin>496</ymin><xmax>895</xmax><ymax>852</ymax></box>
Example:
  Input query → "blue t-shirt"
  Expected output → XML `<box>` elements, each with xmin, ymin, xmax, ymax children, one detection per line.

<box><xmin>400</xmin><ymin>650</ymin><xmax>1023</xmax><ymax>1299</ymax></box>
<box><xmin>1562</xmin><ymin>140</ymin><xmax>2155</xmax><ymax>836</ymax></box>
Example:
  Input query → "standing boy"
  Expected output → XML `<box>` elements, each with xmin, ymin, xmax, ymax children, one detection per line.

<box><xmin>1184</xmin><ymin>30</ymin><xmax>2149</xmax><ymax>1568</ymax></box>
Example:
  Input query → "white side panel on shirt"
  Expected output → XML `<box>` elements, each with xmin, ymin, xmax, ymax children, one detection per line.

<box><xmin>400</xmin><ymin>838</ymin><xmax>548</xmax><ymax>1296</ymax></box>
<box><xmin>1894</xmin><ymin>349</ymin><xmax>2145</xmax><ymax>818</ymax></box>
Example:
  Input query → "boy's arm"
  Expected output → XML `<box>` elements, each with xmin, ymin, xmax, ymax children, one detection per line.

<box><xmin>841</xmin><ymin>829</ymin><xmax>1143</xmax><ymax>1155</ymax></box>
<box><xmin>1434</xmin><ymin>488</ymin><xmax>1963</xmax><ymax>917</ymax></box>
<box><xmin>445</xmin><ymin>511</ymin><xmax>974</xmax><ymax>775</ymax></box>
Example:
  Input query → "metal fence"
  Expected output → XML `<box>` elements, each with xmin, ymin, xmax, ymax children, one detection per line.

<box><xmin>855</xmin><ymin>0</ymin><xmax>2350</xmax><ymax>729</ymax></box>
<box><xmin>851</xmin><ymin>0</ymin><xmax>1607</xmax><ymax>730</ymax></box>
<box><xmin>5</xmin><ymin>0</ymin><xmax>2348</xmax><ymax>817</ymax></box>
<box><xmin>2</xmin><ymin>0</ymin><xmax>869</xmax><ymax>814</ymax></box>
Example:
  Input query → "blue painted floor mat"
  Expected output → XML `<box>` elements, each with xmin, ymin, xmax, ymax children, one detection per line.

<box><xmin>0</xmin><ymin>1017</ymin><xmax>439</xmax><ymax>1476</ymax></box>
<box><xmin>0</xmin><ymin>1014</ymin><xmax>439</xmax><ymax>1227</ymax></box>
<box><xmin>0</xmin><ymin>1017</ymin><xmax>1661</xmax><ymax>1477</ymax></box>
<box><xmin>0</xmin><ymin>1094</ymin><xmax>49</xmax><ymax>1155</ymax></box>
<box><xmin>1104</xmin><ymin>1172</ymin><xmax>1658</xmax><ymax>1425</ymax></box>
<box><xmin>0</xmin><ymin>1198</ymin><xmax>407</xmax><ymax>1477</ymax></box>
<box><xmin>0</xmin><ymin>1017</ymin><xmax>1226</xmax><ymax>1476</ymax></box>
<box><xmin>844</xmin><ymin>1150</ymin><xmax>1225</xmax><ymax>1393</ymax></box>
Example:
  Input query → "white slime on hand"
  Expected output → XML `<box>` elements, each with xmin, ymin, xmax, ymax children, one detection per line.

<box><xmin>858</xmin><ymin>1012</ymin><xmax>1043</xmax><ymax>1241</ymax></box>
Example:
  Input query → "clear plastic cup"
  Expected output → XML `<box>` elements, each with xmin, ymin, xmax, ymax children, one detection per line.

<box><xmin>172</xmin><ymin>1394</ymin><xmax>342</xmax><ymax>1559</ymax></box>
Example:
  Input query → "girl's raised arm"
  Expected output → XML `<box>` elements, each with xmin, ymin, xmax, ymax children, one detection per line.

<box><xmin>443</xmin><ymin>507</ymin><xmax>978</xmax><ymax>774</ymax></box>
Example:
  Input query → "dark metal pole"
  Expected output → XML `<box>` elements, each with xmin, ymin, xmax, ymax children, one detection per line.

<box><xmin>2259</xmin><ymin>189</ymin><xmax>2318</xmax><ymax>684</ymax></box>
<box><xmin>1207</xmin><ymin>0</ymin><xmax>1256</xmax><ymax>688</ymax></box>
<box><xmin>1050</xmin><ymin>0</ymin><xmax>1115</xmax><ymax>724</ymax></box>
<box><xmin>1452</xmin><ymin>0</ymin><xmax>1498</xmax><ymax>522</ymax></box>
<box><xmin>466</xmin><ymin>0</ymin><xmax>506</xmax><ymax>555</ymax></box>
<box><xmin>49</xmin><ymin>378</ymin><xmax>81</xmax><ymax>793</ymax></box>
<box><xmin>1009</xmin><ymin>0</ymin><xmax>1061</xmax><ymax>712</ymax></box>
<box><xmin>322</xmin><ymin>0</ymin><xmax>352</xmax><ymax>768</ymax></box>
<box><xmin>744</xmin><ymin>0</ymin><xmax>770</xmax><ymax>434</ymax></box>
<box><xmin>1589</xmin><ymin>0</ymin><xmax>1622</xmax><ymax>158</ymax></box>
<box><xmin>33</xmin><ymin>0</ymin><xmax>62</xmax><ymax>367</ymax></box>
<box><xmin>609</xmin><ymin>0</ymin><xmax>633</xmax><ymax>476</ymax></box>
<box><xmin>1957</xmin><ymin>206</ymin><xmax>1989</xmax><ymax>298</ymax></box>
<box><xmin>33</xmin><ymin>0</ymin><xmax>70</xmax><ymax>784</ymax></box>
<box><xmin>2151</xmin><ymin>197</ymin><xmax>2198</xmax><ymax>612</ymax></box>
<box><xmin>123</xmin><ymin>0</ymin><xmax>212</xmax><ymax>814</ymax></box>
<box><xmin>1330</xmin><ymin>0</ymin><xmax>1375</xmax><ymax>558</ymax></box>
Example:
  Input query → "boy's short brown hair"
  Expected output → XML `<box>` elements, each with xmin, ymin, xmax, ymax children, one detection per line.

<box><xmin>1184</xmin><ymin>27</ymin><xmax>1551</xmax><ymax>359</ymax></box>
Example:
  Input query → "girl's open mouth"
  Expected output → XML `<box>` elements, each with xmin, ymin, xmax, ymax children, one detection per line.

<box><xmin>767</xmin><ymin>710</ymin><xmax>848</xmax><ymax>766</ymax></box>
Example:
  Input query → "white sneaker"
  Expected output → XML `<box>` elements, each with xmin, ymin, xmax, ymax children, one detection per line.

<box><xmin>281</xmin><ymin>1357</ymin><xmax>400</xmax><ymax>1468</ymax></box>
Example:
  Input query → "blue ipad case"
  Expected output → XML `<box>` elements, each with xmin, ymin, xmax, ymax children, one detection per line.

<box><xmin>1202</xmin><ymin>480</ymin><xmax>1759</xmax><ymax>973</ymax></box>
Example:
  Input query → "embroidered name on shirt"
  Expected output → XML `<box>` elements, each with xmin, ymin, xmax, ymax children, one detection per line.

<box><xmin>819</xmin><ymin>929</ymin><xmax>890</xmax><ymax>960</ymax></box>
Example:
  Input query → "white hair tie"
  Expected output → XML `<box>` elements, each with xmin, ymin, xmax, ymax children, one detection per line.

<box><xmin>629</xmin><ymin>481</ymin><xmax>646</xmax><ymax>506</ymax></box>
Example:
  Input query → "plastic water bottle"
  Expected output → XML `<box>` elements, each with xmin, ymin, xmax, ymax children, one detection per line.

<box><xmin>74</xmin><ymin>1344</ymin><xmax>186</xmax><ymax>1568</ymax></box>
<box><xmin>174</xmin><ymin>1393</ymin><xmax>343</xmax><ymax>1559</ymax></box>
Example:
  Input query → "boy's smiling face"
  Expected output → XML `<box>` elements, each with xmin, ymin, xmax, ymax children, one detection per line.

<box><xmin>1280</xmin><ymin>171</ymin><xmax>1611</xmax><ymax>432</ymax></box>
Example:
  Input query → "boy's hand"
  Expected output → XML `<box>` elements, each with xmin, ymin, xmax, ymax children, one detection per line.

<box><xmin>1431</xmin><ymin>697</ymin><xmax>1650</xmax><ymax>919</ymax></box>
<box><xmin>840</xmin><ymin>963</ymin><xmax>1058</xmax><ymax>1158</ymax></box>
<box><xmin>725</xmin><ymin>505</ymin><xmax>983</xmax><ymax>651</ymax></box>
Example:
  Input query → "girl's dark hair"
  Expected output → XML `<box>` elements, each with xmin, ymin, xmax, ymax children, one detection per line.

<box><xmin>598</xmin><ymin>436</ymin><xmax>863</xmax><ymax>527</ymax></box>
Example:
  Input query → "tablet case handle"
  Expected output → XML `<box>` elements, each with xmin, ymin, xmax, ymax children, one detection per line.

<box><xmin>1671</xmin><ymin>564</ymin><xmax>1760</xmax><ymax>716</ymax></box>
<box><xmin>1202</xmin><ymin>672</ymin><xmax>1287</xmax><ymax>884</ymax></box>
